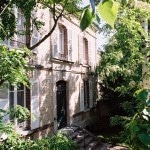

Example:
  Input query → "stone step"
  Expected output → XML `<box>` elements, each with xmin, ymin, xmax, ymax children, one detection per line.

<box><xmin>75</xmin><ymin>133</ymin><xmax>89</xmax><ymax>144</ymax></box>
<box><xmin>79</xmin><ymin>136</ymin><xmax>93</xmax><ymax>148</ymax></box>
<box><xmin>59</xmin><ymin>126</ymin><xmax>103</xmax><ymax>150</ymax></box>
<box><xmin>70</xmin><ymin>131</ymin><xmax>80</xmax><ymax>140</ymax></box>
<box><xmin>85</xmin><ymin>140</ymin><xmax>99</xmax><ymax>150</ymax></box>
<box><xmin>58</xmin><ymin>126</ymin><xmax>79</xmax><ymax>136</ymax></box>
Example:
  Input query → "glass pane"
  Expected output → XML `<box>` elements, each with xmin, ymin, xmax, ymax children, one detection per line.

<box><xmin>0</xmin><ymin>84</ymin><xmax>8</xmax><ymax>99</ymax></box>
<box><xmin>9</xmin><ymin>85</ymin><xmax>14</xmax><ymax>92</ymax></box>
<box><xmin>9</xmin><ymin>92</ymin><xmax>14</xmax><ymax>108</ymax></box>
<box><xmin>17</xmin><ymin>91</ymin><xmax>24</xmax><ymax>106</ymax></box>
<box><xmin>17</xmin><ymin>84</ymin><xmax>24</xmax><ymax>91</ymax></box>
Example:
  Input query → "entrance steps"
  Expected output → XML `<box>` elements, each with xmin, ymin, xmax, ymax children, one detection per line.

<box><xmin>58</xmin><ymin>126</ymin><xmax>109</xmax><ymax>150</ymax></box>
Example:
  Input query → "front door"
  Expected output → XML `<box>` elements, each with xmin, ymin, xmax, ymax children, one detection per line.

<box><xmin>56</xmin><ymin>81</ymin><xmax>67</xmax><ymax>129</ymax></box>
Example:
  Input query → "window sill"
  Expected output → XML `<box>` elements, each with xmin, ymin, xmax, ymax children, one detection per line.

<box><xmin>84</xmin><ymin>108</ymin><xmax>91</xmax><ymax>112</ymax></box>
<box><xmin>16</xmin><ymin>128</ymin><xmax>33</xmax><ymax>136</ymax></box>
<box><xmin>80</xmin><ymin>63</ymin><xmax>90</xmax><ymax>67</ymax></box>
<box><xmin>52</xmin><ymin>57</ymin><xmax>74</xmax><ymax>64</ymax></box>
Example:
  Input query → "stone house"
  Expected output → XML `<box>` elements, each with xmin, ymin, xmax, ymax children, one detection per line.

<box><xmin>0</xmin><ymin>6</ymin><xmax>98</xmax><ymax>138</ymax></box>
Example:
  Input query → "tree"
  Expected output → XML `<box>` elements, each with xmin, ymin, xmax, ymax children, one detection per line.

<box><xmin>96</xmin><ymin>2</ymin><xmax>150</xmax><ymax>149</ymax></box>
<box><xmin>0</xmin><ymin>45</ymin><xmax>30</xmax><ymax>87</ymax></box>
<box><xmin>0</xmin><ymin>0</ymin><xmax>81</xmax><ymax>49</ymax></box>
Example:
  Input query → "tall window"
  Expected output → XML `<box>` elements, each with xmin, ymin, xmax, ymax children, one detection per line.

<box><xmin>1</xmin><ymin>9</ymin><xmax>25</xmax><ymax>48</ymax></box>
<box><xmin>58</xmin><ymin>25</ymin><xmax>67</xmax><ymax>59</ymax></box>
<box><xmin>84</xmin><ymin>80</ymin><xmax>89</xmax><ymax>108</ymax></box>
<box><xmin>52</xmin><ymin>24</ymin><xmax>72</xmax><ymax>61</ymax></box>
<box><xmin>9</xmin><ymin>84</ymin><xmax>26</xmax><ymax>128</ymax></box>
<box><xmin>17</xmin><ymin>10</ymin><xmax>26</xmax><ymax>47</ymax></box>
<box><xmin>83</xmin><ymin>38</ymin><xmax>88</xmax><ymax>65</ymax></box>
<box><xmin>58</xmin><ymin>26</ymin><xmax>65</xmax><ymax>54</ymax></box>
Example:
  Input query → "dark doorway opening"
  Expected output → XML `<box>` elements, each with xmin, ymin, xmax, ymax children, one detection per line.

<box><xmin>56</xmin><ymin>80</ymin><xmax>67</xmax><ymax>129</ymax></box>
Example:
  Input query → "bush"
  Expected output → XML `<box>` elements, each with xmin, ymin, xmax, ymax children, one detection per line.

<box><xmin>0</xmin><ymin>133</ymin><xmax>77</xmax><ymax>150</ymax></box>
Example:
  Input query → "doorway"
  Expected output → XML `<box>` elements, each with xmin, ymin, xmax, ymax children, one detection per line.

<box><xmin>56</xmin><ymin>81</ymin><xmax>67</xmax><ymax>129</ymax></box>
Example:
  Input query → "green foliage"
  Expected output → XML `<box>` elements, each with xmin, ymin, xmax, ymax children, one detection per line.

<box><xmin>110</xmin><ymin>89</ymin><xmax>150</xmax><ymax>149</ymax></box>
<box><xmin>97</xmin><ymin>7</ymin><xmax>149</xmax><ymax>89</ymax></box>
<box><xmin>0</xmin><ymin>106</ymin><xmax>76</xmax><ymax>149</ymax></box>
<box><xmin>80</xmin><ymin>7</ymin><xmax>95</xmax><ymax>31</ymax></box>
<box><xmin>0</xmin><ymin>133</ymin><xmax>77</xmax><ymax>150</ymax></box>
<box><xmin>97</xmin><ymin>4</ymin><xmax>150</xmax><ymax>149</ymax></box>
<box><xmin>0</xmin><ymin>105</ymin><xmax>30</xmax><ymax>140</ymax></box>
<box><xmin>98</xmin><ymin>0</ymin><xmax>119</xmax><ymax>28</ymax></box>
<box><xmin>9</xmin><ymin>105</ymin><xmax>30</xmax><ymax>121</ymax></box>
<box><xmin>80</xmin><ymin>0</ymin><xmax>119</xmax><ymax>31</ymax></box>
<box><xmin>0</xmin><ymin>45</ymin><xmax>31</xmax><ymax>87</ymax></box>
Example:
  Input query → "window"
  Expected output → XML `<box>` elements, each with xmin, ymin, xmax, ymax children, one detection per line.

<box><xmin>58</xmin><ymin>26</ymin><xmax>65</xmax><ymax>54</ymax></box>
<box><xmin>83</xmin><ymin>38</ymin><xmax>88</xmax><ymax>65</ymax></box>
<box><xmin>84</xmin><ymin>80</ymin><xmax>89</xmax><ymax>108</ymax></box>
<box><xmin>52</xmin><ymin>24</ymin><xmax>72</xmax><ymax>61</ymax></box>
<box><xmin>9</xmin><ymin>84</ymin><xmax>27</xmax><ymax>129</ymax></box>
<box><xmin>79</xmin><ymin>36</ymin><xmax>91</xmax><ymax>65</ymax></box>
<box><xmin>0</xmin><ymin>80</ymin><xmax>39</xmax><ymax>130</ymax></box>
<box><xmin>17</xmin><ymin>10</ymin><xmax>26</xmax><ymax>47</ymax></box>
<box><xmin>80</xmin><ymin>79</ymin><xmax>94</xmax><ymax>111</ymax></box>
<box><xmin>0</xmin><ymin>9</ymin><xmax>26</xmax><ymax>48</ymax></box>
<box><xmin>58</xmin><ymin>25</ymin><xmax>67</xmax><ymax>59</ymax></box>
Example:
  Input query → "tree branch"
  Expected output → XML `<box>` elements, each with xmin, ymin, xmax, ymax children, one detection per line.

<box><xmin>30</xmin><ymin>0</ymin><xmax>68</xmax><ymax>50</ymax></box>
<box><xmin>0</xmin><ymin>0</ymin><xmax>11</xmax><ymax>16</ymax></box>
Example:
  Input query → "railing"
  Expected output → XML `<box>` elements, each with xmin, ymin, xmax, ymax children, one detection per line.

<box><xmin>71</xmin><ymin>124</ymin><xmax>102</xmax><ymax>148</ymax></box>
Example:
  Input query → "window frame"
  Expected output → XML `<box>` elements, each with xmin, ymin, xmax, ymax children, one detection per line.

<box><xmin>9</xmin><ymin>84</ymin><xmax>27</xmax><ymax>129</ymax></box>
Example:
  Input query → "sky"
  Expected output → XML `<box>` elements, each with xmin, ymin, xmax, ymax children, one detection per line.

<box><xmin>82</xmin><ymin>0</ymin><xmax>90</xmax><ymax>6</ymax></box>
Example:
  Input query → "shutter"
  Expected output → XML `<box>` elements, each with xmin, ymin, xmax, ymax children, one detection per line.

<box><xmin>89</xmin><ymin>80</ymin><xmax>93</xmax><ymax>108</ymax></box>
<box><xmin>0</xmin><ymin>83</ymin><xmax>9</xmax><ymax>123</ymax></box>
<box><xmin>31</xmin><ymin>29</ymin><xmax>40</xmax><ymax>52</ymax></box>
<box><xmin>79</xmin><ymin>35</ymin><xmax>83</xmax><ymax>64</ymax></box>
<box><xmin>67</xmin><ymin>28</ymin><xmax>72</xmax><ymax>61</ymax></box>
<box><xmin>88</xmin><ymin>41</ymin><xmax>92</xmax><ymax>66</ymax></box>
<box><xmin>30</xmin><ymin>79</ymin><xmax>40</xmax><ymax>130</ymax></box>
<box><xmin>80</xmin><ymin>81</ymin><xmax>84</xmax><ymax>112</ymax></box>
<box><xmin>17</xmin><ymin>10</ymin><xmax>25</xmax><ymax>47</ymax></box>
<box><xmin>52</xmin><ymin>26</ymin><xmax>58</xmax><ymax>58</ymax></box>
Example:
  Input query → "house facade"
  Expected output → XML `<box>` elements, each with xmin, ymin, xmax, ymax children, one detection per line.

<box><xmin>0</xmin><ymin>6</ymin><xmax>98</xmax><ymax>138</ymax></box>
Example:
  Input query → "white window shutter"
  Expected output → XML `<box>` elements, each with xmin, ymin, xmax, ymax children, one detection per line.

<box><xmin>88</xmin><ymin>41</ymin><xmax>92</xmax><ymax>66</ymax></box>
<box><xmin>67</xmin><ymin>28</ymin><xmax>72</xmax><ymax>61</ymax></box>
<box><xmin>52</xmin><ymin>26</ymin><xmax>58</xmax><ymax>58</ymax></box>
<box><xmin>0</xmin><ymin>83</ymin><xmax>9</xmax><ymax>123</ymax></box>
<box><xmin>80</xmin><ymin>81</ymin><xmax>84</xmax><ymax>112</ymax></box>
<box><xmin>79</xmin><ymin>35</ymin><xmax>83</xmax><ymax>64</ymax></box>
<box><xmin>89</xmin><ymin>80</ymin><xmax>93</xmax><ymax>108</ymax></box>
<box><xmin>31</xmin><ymin>29</ymin><xmax>40</xmax><ymax>52</ymax></box>
<box><xmin>17</xmin><ymin>12</ymin><xmax>26</xmax><ymax>47</ymax></box>
<box><xmin>31</xmin><ymin>79</ymin><xmax>40</xmax><ymax>130</ymax></box>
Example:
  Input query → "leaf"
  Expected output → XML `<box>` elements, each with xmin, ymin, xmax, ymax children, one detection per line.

<box><xmin>80</xmin><ymin>7</ymin><xmax>95</xmax><ymax>31</ymax></box>
<box><xmin>135</xmin><ymin>89</ymin><xmax>148</xmax><ymax>101</ymax></box>
<box><xmin>138</xmin><ymin>132</ymin><xmax>150</xmax><ymax>146</ymax></box>
<box><xmin>122</xmin><ymin>0</ymin><xmax>128</xmax><ymax>6</ymax></box>
<box><xmin>98</xmin><ymin>0</ymin><xmax>118</xmax><ymax>28</ymax></box>
<box><xmin>146</xmin><ymin>99</ymin><xmax>150</xmax><ymax>106</ymax></box>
